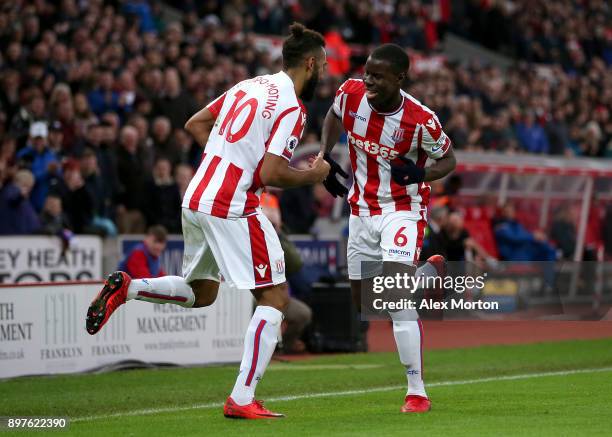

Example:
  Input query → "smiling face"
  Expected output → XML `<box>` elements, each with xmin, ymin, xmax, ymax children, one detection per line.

<box><xmin>363</xmin><ymin>57</ymin><xmax>405</xmax><ymax>112</ymax></box>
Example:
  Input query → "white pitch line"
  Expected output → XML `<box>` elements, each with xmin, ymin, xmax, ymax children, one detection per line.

<box><xmin>71</xmin><ymin>366</ymin><xmax>612</xmax><ymax>423</ymax></box>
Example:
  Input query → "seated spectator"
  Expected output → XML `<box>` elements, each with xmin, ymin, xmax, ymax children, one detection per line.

<box><xmin>87</xmin><ymin>69</ymin><xmax>120</xmax><ymax>117</ymax></box>
<box><xmin>47</xmin><ymin>121</ymin><xmax>65</xmax><ymax>157</ymax></box>
<box><xmin>116</xmin><ymin>125</ymin><xmax>147</xmax><ymax>234</ymax></box>
<box><xmin>15</xmin><ymin>122</ymin><xmax>61</xmax><ymax>211</ymax></box>
<box><xmin>53</xmin><ymin>159</ymin><xmax>96</xmax><ymax>234</ymax></box>
<box><xmin>80</xmin><ymin>147</ymin><xmax>117</xmax><ymax>236</ymax></box>
<box><xmin>515</xmin><ymin>111</ymin><xmax>550</xmax><ymax>154</ymax></box>
<box><xmin>170</xmin><ymin>128</ymin><xmax>200</xmax><ymax>168</ymax></box>
<box><xmin>151</xmin><ymin>116</ymin><xmax>173</xmax><ymax>156</ymax></box>
<box><xmin>143</xmin><ymin>156</ymin><xmax>181</xmax><ymax>233</ymax></box>
<box><xmin>8</xmin><ymin>93</ymin><xmax>47</xmax><ymax>149</ymax></box>
<box><xmin>153</xmin><ymin>67</ymin><xmax>198</xmax><ymax>130</ymax></box>
<box><xmin>174</xmin><ymin>163</ymin><xmax>194</xmax><ymax>198</ymax></box>
<box><xmin>443</xmin><ymin>212</ymin><xmax>494</xmax><ymax>262</ymax></box>
<box><xmin>494</xmin><ymin>202</ymin><xmax>557</xmax><ymax>261</ymax></box>
<box><xmin>118</xmin><ymin>225</ymin><xmax>168</xmax><ymax>279</ymax></box>
<box><xmin>421</xmin><ymin>206</ymin><xmax>449</xmax><ymax>260</ymax></box>
<box><xmin>0</xmin><ymin>169</ymin><xmax>40</xmax><ymax>235</ymax></box>
<box><xmin>549</xmin><ymin>205</ymin><xmax>576</xmax><ymax>260</ymax></box>
<box><xmin>39</xmin><ymin>193</ymin><xmax>70</xmax><ymax>235</ymax></box>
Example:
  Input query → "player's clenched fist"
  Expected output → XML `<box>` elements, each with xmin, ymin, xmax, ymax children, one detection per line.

<box><xmin>309</xmin><ymin>152</ymin><xmax>331</xmax><ymax>183</ymax></box>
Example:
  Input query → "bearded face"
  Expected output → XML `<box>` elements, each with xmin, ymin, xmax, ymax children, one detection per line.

<box><xmin>300</xmin><ymin>63</ymin><xmax>320</xmax><ymax>101</ymax></box>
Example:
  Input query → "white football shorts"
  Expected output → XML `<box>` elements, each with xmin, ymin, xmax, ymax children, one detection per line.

<box><xmin>181</xmin><ymin>208</ymin><xmax>286</xmax><ymax>290</ymax></box>
<box><xmin>347</xmin><ymin>211</ymin><xmax>427</xmax><ymax>280</ymax></box>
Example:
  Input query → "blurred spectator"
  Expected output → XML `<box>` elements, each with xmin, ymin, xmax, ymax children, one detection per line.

<box><xmin>39</xmin><ymin>193</ymin><xmax>70</xmax><ymax>235</ymax></box>
<box><xmin>87</xmin><ymin>69</ymin><xmax>121</xmax><ymax>117</ymax></box>
<box><xmin>8</xmin><ymin>93</ymin><xmax>47</xmax><ymax>149</ymax></box>
<box><xmin>324</xmin><ymin>29</ymin><xmax>351</xmax><ymax>76</ymax></box>
<box><xmin>549</xmin><ymin>205</ymin><xmax>576</xmax><ymax>260</ymax></box>
<box><xmin>261</xmin><ymin>192</ymin><xmax>312</xmax><ymax>354</ymax></box>
<box><xmin>174</xmin><ymin>163</ymin><xmax>194</xmax><ymax>198</ymax></box>
<box><xmin>421</xmin><ymin>206</ymin><xmax>449</xmax><ymax>260</ymax></box>
<box><xmin>116</xmin><ymin>125</ymin><xmax>147</xmax><ymax>234</ymax></box>
<box><xmin>515</xmin><ymin>111</ymin><xmax>550</xmax><ymax>154</ymax></box>
<box><xmin>170</xmin><ymin>128</ymin><xmax>201</xmax><ymax>168</ymax></box>
<box><xmin>53</xmin><ymin>159</ymin><xmax>96</xmax><ymax>234</ymax></box>
<box><xmin>443</xmin><ymin>212</ymin><xmax>493</xmax><ymax>262</ymax></box>
<box><xmin>312</xmin><ymin>183</ymin><xmax>335</xmax><ymax>218</ymax></box>
<box><xmin>0</xmin><ymin>169</ymin><xmax>40</xmax><ymax>235</ymax></box>
<box><xmin>153</xmin><ymin>68</ymin><xmax>198</xmax><ymax>129</ymax></box>
<box><xmin>80</xmin><ymin>147</ymin><xmax>118</xmax><ymax>236</ymax></box>
<box><xmin>83</xmin><ymin>123</ymin><xmax>120</xmax><ymax>204</ymax></box>
<box><xmin>279</xmin><ymin>161</ymin><xmax>318</xmax><ymax>233</ymax></box>
<box><xmin>442</xmin><ymin>212</ymin><xmax>470</xmax><ymax>262</ymax></box>
<box><xmin>143</xmin><ymin>156</ymin><xmax>182</xmax><ymax>233</ymax></box>
<box><xmin>494</xmin><ymin>202</ymin><xmax>557</xmax><ymax>261</ymax></box>
<box><xmin>15</xmin><ymin>122</ymin><xmax>61</xmax><ymax>211</ymax></box>
<box><xmin>47</xmin><ymin>121</ymin><xmax>65</xmax><ymax>157</ymax></box>
<box><xmin>280</xmin><ymin>185</ymin><xmax>317</xmax><ymax>234</ymax></box>
<box><xmin>118</xmin><ymin>225</ymin><xmax>168</xmax><ymax>279</ymax></box>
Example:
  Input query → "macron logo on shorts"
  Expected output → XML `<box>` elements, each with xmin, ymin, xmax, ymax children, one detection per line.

<box><xmin>255</xmin><ymin>264</ymin><xmax>268</xmax><ymax>278</ymax></box>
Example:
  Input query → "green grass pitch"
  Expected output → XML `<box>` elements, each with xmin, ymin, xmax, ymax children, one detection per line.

<box><xmin>2</xmin><ymin>338</ymin><xmax>612</xmax><ymax>436</ymax></box>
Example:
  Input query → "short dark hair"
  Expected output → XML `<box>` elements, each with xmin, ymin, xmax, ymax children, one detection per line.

<box><xmin>147</xmin><ymin>225</ymin><xmax>168</xmax><ymax>242</ymax></box>
<box><xmin>282</xmin><ymin>22</ymin><xmax>325</xmax><ymax>69</ymax></box>
<box><xmin>370</xmin><ymin>44</ymin><xmax>410</xmax><ymax>75</ymax></box>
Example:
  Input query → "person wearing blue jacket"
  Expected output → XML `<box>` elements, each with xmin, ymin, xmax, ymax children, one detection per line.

<box><xmin>15</xmin><ymin>122</ymin><xmax>61</xmax><ymax>211</ymax></box>
<box><xmin>494</xmin><ymin>202</ymin><xmax>557</xmax><ymax>261</ymax></box>
<box><xmin>515</xmin><ymin>111</ymin><xmax>550</xmax><ymax>154</ymax></box>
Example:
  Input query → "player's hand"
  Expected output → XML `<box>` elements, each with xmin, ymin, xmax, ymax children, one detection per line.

<box><xmin>309</xmin><ymin>152</ymin><xmax>331</xmax><ymax>183</ymax></box>
<box><xmin>390</xmin><ymin>156</ymin><xmax>425</xmax><ymax>186</ymax></box>
<box><xmin>322</xmin><ymin>152</ymin><xmax>349</xmax><ymax>197</ymax></box>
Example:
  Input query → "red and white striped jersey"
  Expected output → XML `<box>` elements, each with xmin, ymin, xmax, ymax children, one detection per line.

<box><xmin>182</xmin><ymin>71</ymin><xmax>307</xmax><ymax>218</ymax></box>
<box><xmin>333</xmin><ymin>79</ymin><xmax>452</xmax><ymax>217</ymax></box>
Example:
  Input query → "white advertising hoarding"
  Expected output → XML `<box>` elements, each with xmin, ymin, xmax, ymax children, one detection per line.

<box><xmin>0</xmin><ymin>282</ymin><xmax>252</xmax><ymax>378</ymax></box>
<box><xmin>0</xmin><ymin>236</ymin><xmax>102</xmax><ymax>283</ymax></box>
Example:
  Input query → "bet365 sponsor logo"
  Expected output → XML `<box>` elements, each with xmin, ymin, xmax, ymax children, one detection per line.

<box><xmin>347</xmin><ymin>132</ymin><xmax>400</xmax><ymax>160</ymax></box>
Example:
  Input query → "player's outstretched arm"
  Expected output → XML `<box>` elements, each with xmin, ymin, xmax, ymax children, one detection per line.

<box><xmin>320</xmin><ymin>107</ymin><xmax>345</xmax><ymax>154</ymax></box>
<box><xmin>184</xmin><ymin>107</ymin><xmax>216</xmax><ymax>147</ymax></box>
<box><xmin>260</xmin><ymin>152</ymin><xmax>330</xmax><ymax>188</ymax></box>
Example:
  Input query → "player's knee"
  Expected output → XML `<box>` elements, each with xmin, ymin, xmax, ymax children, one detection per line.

<box><xmin>190</xmin><ymin>280</ymin><xmax>219</xmax><ymax>307</ymax></box>
<box><xmin>256</xmin><ymin>282</ymin><xmax>290</xmax><ymax>311</ymax></box>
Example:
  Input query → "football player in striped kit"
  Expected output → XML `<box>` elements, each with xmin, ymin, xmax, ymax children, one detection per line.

<box><xmin>321</xmin><ymin>44</ymin><xmax>456</xmax><ymax>413</ymax></box>
<box><xmin>85</xmin><ymin>23</ymin><xmax>330</xmax><ymax>419</ymax></box>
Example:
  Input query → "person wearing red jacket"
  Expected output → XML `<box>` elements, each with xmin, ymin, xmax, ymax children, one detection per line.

<box><xmin>119</xmin><ymin>225</ymin><xmax>167</xmax><ymax>278</ymax></box>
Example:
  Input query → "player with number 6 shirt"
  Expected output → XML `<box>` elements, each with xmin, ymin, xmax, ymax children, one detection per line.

<box><xmin>85</xmin><ymin>23</ymin><xmax>330</xmax><ymax>419</ymax></box>
<box><xmin>320</xmin><ymin>44</ymin><xmax>457</xmax><ymax>413</ymax></box>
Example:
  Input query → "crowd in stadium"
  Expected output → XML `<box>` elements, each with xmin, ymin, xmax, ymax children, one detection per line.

<box><xmin>0</xmin><ymin>0</ymin><xmax>611</xmax><ymax>261</ymax></box>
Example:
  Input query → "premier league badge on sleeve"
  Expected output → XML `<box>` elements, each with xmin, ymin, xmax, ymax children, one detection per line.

<box><xmin>286</xmin><ymin>135</ymin><xmax>299</xmax><ymax>152</ymax></box>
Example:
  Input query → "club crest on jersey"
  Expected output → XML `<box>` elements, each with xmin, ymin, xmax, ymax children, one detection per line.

<box><xmin>425</xmin><ymin>118</ymin><xmax>436</xmax><ymax>130</ymax></box>
<box><xmin>391</xmin><ymin>127</ymin><xmax>405</xmax><ymax>142</ymax></box>
<box><xmin>275</xmin><ymin>259</ymin><xmax>285</xmax><ymax>274</ymax></box>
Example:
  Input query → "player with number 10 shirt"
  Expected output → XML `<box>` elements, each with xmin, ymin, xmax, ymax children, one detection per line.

<box><xmin>85</xmin><ymin>23</ymin><xmax>330</xmax><ymax>420</ymax></box>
